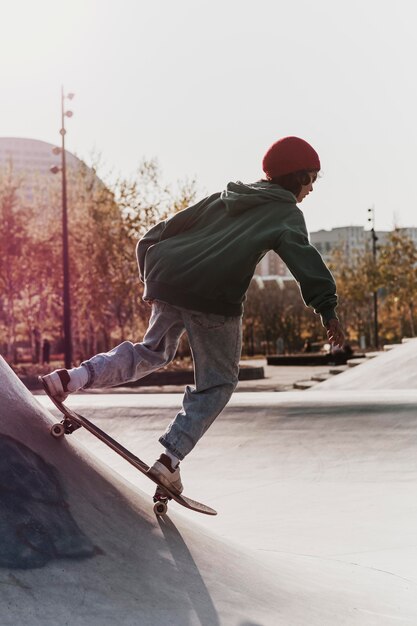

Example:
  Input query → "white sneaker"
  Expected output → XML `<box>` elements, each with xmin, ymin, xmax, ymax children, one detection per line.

<box><xmin>41</xmin><ymin>369</ymin><xmax>71</xmax><ymax>402</ymax></box>
<box><xmin>148</xmin><ymin>454</ymin><xmax>183</xmax><ymax>495</ymax></box>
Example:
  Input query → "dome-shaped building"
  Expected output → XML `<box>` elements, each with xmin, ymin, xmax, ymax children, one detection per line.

<box><xmin>0</xmin><ymin>136</ymin><xmax>100</xmax><ymax>223</ymax></box>
<box><xmin>0</xmin><ymin>136</ymin><xmax>83</xmax><ymax>197</ymax></box>
<box><xmin>0</xmin><ymin>137</ymin><xmax>81</xmax><ymax>175</ymax></box>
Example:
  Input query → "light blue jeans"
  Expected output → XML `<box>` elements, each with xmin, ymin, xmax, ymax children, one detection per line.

<box><xmin>81</xmin><ymin>301</ymin><xmax>242</xmax><ymax>460</ymax></box>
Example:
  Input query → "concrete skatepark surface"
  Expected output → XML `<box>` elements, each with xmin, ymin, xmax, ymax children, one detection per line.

<box><xmin>2</xmin><ymin>341</ymin><xmax>417</xmax><ymax>624</ymax></box>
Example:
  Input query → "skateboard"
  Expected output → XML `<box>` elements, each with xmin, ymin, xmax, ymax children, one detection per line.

<box><xmin>40</xmin><ymin>378</ymin><xmax>216</xmax><ymax>517</ymax></box>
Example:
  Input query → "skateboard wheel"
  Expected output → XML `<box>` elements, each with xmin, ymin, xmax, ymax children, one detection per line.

<box><xmin>50</xmin><ymin>423</ymin><xmax>66</xmax><ymax>438</ymax></box>
<box><xmin>154</xmin><ymin>501</ymin><xmax>168</xmax><ymax>516</ymax></box>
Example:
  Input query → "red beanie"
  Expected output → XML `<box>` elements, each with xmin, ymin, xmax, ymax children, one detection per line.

<box><xmin>262</xmin><ymin>136</ymin><xmax>320</xmax><ymax>179</ymax></box>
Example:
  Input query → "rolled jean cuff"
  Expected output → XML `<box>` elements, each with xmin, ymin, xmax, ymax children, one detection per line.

<box><xmin>158</xmin><ymin>437</ymin><xmax>185</xmax><ymax>461</ymax></box>
<box><xmin>80</xmin><ymin>361</ymin><xmax>95</xmax><ymax>388</ymax></box>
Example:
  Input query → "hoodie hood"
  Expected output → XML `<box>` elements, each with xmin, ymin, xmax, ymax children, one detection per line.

<box><xmin>221</xmin><ymin>181</ymin><xmax>297</xmax><ymax>216</ymax></box>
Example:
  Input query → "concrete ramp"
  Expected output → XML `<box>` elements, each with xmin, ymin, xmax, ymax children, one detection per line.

<box><xmin>0</xmin><ymin>357</ymin><xmax>283</xmax><ymax>625</ymax></box>
<box><xmin>6</xmin><ymin>355</ymin><xmax>417</xmax><ymax>625</ymax></box>
<box><xmin>313</xmin><ymin>339</ymin><xmax>417</xmax><ymax>390</ymax></box>
<box><xmin>39</xmin><ymin>390</ymin><xmax>417</xmax><ymax>626</ymax></box>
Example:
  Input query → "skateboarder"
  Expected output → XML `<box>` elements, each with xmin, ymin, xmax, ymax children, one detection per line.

<box><xmin>43</xmin><ymin>136</ymin><xmax>345</xmax><ymax>496</ymax></box>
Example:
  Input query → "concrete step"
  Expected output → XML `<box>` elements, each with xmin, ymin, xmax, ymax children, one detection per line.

<box><xmin>348</xmin><ymin>358</ymin><xmax>367</xmax><ymax>368</ymax></box>
<box><xmin>364</xmin><ymin>352</ymin><xmax>380</xmax><ymax>359</ymax></box>
<box><xmin>311</xmin><ymin>373</ymin><xmax>333</xmax><ymax>382</ymax></box>
<box><xmin>329</xmin><ymin>366</ymin><xmax>349</xmax><ymax>375</ymax></box>
<box><xmin>293</xmin><ymin>380</ymin><xmax>318</xmax><ymax>390</ymax></box>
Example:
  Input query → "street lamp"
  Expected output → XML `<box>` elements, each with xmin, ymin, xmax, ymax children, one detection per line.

<box><xmin>367</xmin><ymin>206</ymin><xmax>379</xmax><ymax>349</ymax></box>
<box><xmin>50</xmin><ymin>86</ymin><xmax>75</xmax><ymax>369</ymax></box>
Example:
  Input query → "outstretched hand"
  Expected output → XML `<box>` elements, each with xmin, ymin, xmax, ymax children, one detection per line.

<box><xmin>325</xmin><ymin>319</ymin><xmax>345</xmax><ymax>348</ymax></box>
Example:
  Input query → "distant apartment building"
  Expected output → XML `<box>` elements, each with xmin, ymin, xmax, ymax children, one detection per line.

<box><xmin>310</xmin><ymin>226</ymin><xmax>417</xmax><ymax>264</ymax></box>
<box><xmin>311</xmin><ymin>226</ymin><xmax>365</xmax><ymax>262</ymax></box>
<box><xmin>309</xmin><ymin>226</ymin><xmax>386</xmax><ymax>264</ymax></box>
<box><xmin>398</xmin><ymin>227</ymin><xmax>417</xmax><ymax>247</ymax></box>
<box><xmin>256</xmin><ymin>225</ymin><xmax>416</xmax><ymax>278</ymax></box>
<box><xmin>256</xmin><ymin>251</ymin><xmax>289</xmax><ymax>277</ymax></box>
<box><xmin>255</xmin><ymin>227</ymin><xmax>369</xmax><ymax>278</ymax></box>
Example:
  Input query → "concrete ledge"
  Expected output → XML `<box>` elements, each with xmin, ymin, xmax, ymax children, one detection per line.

<box><xmin>329</xmin><ymin>366</ymin><xmax>349</xmax><ymax>375</ymax></box>
<box><xmin>364</xmin><ymin>352</ymin><xmax>380</xmax><ymax>359</ymax></box>
<box><xmin>267</xmin><ymin>353</ymin><xmax>348</xmax><ymax>366</ymax></box>
<box><xmin>293</xmin><ymin>380</ymin><xmax>318</xmax><ymax>390</ymax></box>
<box><xmin>348</xmin><ymin>359</ymin><xmax>367</xmax><ymax>368</ymax></box>
<box><xmin>311</xmin><ymin>373</ymin><xmax>333</xmax><ymax>382</ymax></box>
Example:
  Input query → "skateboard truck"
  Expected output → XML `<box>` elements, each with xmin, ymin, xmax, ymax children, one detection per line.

<box><xmin>153</xmin><ymin>487</ymin><xmax>171</xmax><ymax>516</ymax></box>
<box><xmin>50</xmin><ymin>417</ymin><xmax>81</xmax><ymax>438</ymax></box>
<box><xmin>51</xmin><ymin>416</ymin><xmax>172</xmax><ymax>516</ymax></box>
<box><xmin>52</xmin><ymin>417</ymin><xmax>171</xmax><ymax>516</ymax></box>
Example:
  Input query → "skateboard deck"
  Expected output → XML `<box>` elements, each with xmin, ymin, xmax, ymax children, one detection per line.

<box><xmin>40</xmin><ymin>378</ymin><xmax>216</xmax><ymax>517</ymax></box>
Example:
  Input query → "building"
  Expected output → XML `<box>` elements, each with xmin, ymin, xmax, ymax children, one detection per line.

<box><xmin>309</xmin><ymin>226</ymin><xmax>417</xmax><ymax>264</ymax></box>
<box><xmin>310</xmin><ymin>226</ymin><xmax>368</xmax><ymax>263</ymax></box>
<box><xmin>310</xmin><ymin>226</ymin><xmax>393</xmax><ymax>263</ymax></box>
<box><xmin>256</xmin><ymin>250</ymin><xmax>289</xmax><ymax>277</ymax></box>
<box><xmin>0</xmin><ymin>137</ymin><xmax>82</xmax><ymax>200</ymax></box>
<box><xmin>0</xmin><ymin>136</ymin><xmax>81</xmax><ymax>172</ymax></box>
<box><xmin>397</xmin><ymin>227</ymin><xmax>417</xmax><ymax>247</ymax></box>
<box><xmin>256</xmin><ymin>227</ymin><xmax>375</xmax><ymax>278</ymax></box>
<box><xmin>0</xmin><ymin>137</ymin><xmax>100</xmax><ymax>229</ymax></box>
<box><xmin>255</xmin><ymin>224</ymin><xmax>417</xmax><ymax>279</ymax></box>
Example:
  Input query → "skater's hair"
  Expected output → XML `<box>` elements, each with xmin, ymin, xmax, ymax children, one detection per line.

<box><xmin>263</xmin><ymin>170</ymin><xmax>318</xmax><ymax>197</ymax></box>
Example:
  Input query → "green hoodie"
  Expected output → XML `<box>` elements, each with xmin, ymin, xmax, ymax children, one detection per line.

<box><xmin>137</xmin><ymin>181</ymin><xmax>338</xmax><ymax>324</ymax></box>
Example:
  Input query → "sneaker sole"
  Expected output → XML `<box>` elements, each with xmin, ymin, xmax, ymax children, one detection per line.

<box><xmin>147</xmin><ymin>468</ymin><xmax>183</xmax><ymax>496</ymax></box>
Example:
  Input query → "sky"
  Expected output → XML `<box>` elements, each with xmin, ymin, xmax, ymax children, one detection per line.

<box><xmin>1</xmin><ymin>0</ymin><xmax>416</xmax><ymax>232</ymax></box>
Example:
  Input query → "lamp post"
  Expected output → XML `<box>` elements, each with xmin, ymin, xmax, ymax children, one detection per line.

<box><xmin>51</xmin><ymin>87</ymin><xmax>75</xmax><ymax>369</ymax></box>
<box><xmin>367</xmin><ymin>206</ymin><xmax>379</xmax><ymax>349</ymax></box>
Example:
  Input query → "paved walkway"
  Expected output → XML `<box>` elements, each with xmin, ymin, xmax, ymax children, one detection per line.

<box><xmin>236</xmin><ymin>360</ymin><xmax>327</xmax><ymax>391</ymax></box>
<box><xmin>37</xmin><ymin>359</ymin><xmax>327</xmax><ymax>395</ymax></box>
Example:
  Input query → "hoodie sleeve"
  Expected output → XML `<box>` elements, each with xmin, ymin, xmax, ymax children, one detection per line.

<box><xmin>274</xmin><ymin>210</ymin><xmax>338</xmax><ymax>325</ymax></box>
<box><xmin>136</xmin><ymin>221</ymin><xmax>167</xmax><ymax>282</ymax></box>
<box><xmin>136</xmin><ymin>193</ymin><xmax>218</xmax><ymax>282</ymax></box>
